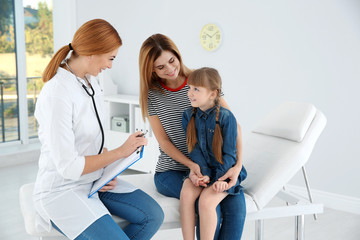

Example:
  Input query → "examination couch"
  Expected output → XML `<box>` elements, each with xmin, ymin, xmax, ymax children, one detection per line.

<box><xmin>20</xmin><ymin>102</ymin><xmax>327</xmax><ymax>240</ymax></box>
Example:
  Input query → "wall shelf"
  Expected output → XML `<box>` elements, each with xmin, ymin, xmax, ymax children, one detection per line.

<box><xmin>103</xmin><ymin>94</ymin><xmax>158</xmax><ymax>173</ymax></box>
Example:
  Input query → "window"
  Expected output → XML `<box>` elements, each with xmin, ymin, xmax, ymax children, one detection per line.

<box><xmin>0</xmin><ymin>0</ymin><xmax>18</xmax><ymax>143</ymax></box>
<box><xmin>0</xmin><ymin>0</ymin><xmax>53</xmax><ymax>144</ymax></box>
<box><xmin>24</xmin><ymin>1</ymin><xmax>53</xmax><ymax>138</ymax></box>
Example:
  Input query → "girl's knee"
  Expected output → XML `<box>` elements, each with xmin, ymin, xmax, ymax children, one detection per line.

<box><xmin>180</xmin><ymin>184</ymin><xmax>198</xmax><ymax>203</ymax></box>
<box><xmin>198</xmin><ymin>195</ymin><xmax>217</xmax><ymax>212</ymax></box>
<box><xmin>180</xmin><ymin>186</ymin><xmax>191</xmax><ymax>200</ymax></box>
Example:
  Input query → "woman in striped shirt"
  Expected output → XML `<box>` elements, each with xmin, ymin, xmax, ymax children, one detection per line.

<box><xmin>139</xmin><ymin>33</ymin><xmax>246</xmax><ymax>239</ymax></box>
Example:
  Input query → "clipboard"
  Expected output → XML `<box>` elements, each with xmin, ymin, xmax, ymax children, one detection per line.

<box><xmin>88</xmin><ymin>146</ymin><xmax>144</xmax><ymax>198</ymax></box>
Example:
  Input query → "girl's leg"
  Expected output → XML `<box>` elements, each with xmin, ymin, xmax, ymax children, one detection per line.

<box><xmin>218</xmin><ymin>190</ymin><xmax>246</xmax><ymax>240</ymax></box>
<box><xmin>154</xmin><ymin>171</ymin><xmax>221</xmax><ymax>240</ymax></box>
<box><xmin>195</xmin><ymin>200</ymin><xmax>222</xmax><ymax>240</ymax></box>
<box><xmin>154</xmin><ymin>170</ymin><xmax>188</xmax><ymax>198</ymax></box>
<box><xmin>180</xmin><ymin>178</ymin><xmax>203</xmax><ymax>240</ymax></box>
<box><xmin>51</xmin><ymin>214</ymin><xmax>129</xmax><ymax>240</ymax></box>
<box><xmin>99</xmin><ymin>189</ymin><xmax>164</xmax><ymax>240</ymax></box>
<box><xmin>198</xmin><ymin>187</ymin><xmax>228</xmax><ymax>240</ymax></box>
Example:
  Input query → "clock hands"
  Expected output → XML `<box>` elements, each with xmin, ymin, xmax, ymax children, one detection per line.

<box><xmin>210</xmin><ymin>31</ymin><xmax>219</xmax><ymax>38</ymax></box>
<box><xmin>205</xmin><ymin>31</ymin><xmax>219</xmax><ymax>39</ymax></box>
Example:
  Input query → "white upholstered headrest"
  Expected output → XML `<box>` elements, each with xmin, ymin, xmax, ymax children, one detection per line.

<box><xmin>252</xmin><ymin>102</ymin><xmax>316</xmax><ymax>142</ymax></box>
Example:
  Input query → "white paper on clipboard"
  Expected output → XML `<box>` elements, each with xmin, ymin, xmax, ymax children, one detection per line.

<box><xmin>88</xmin><ymin>146</ymin><xmax>144</xmax><ymax>198</ymax></box>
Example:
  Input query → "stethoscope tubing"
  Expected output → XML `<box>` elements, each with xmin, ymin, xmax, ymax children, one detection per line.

<box><xmin>87</xmin><ymin>85</ymin><xmax>105</xmax><ymax>155</ymax></box>
<box><xmin>65</xmin><ymin>59</ymin><xmax>104</xmax><ymax>154</ymax></box>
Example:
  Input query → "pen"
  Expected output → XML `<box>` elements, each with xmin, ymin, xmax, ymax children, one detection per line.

<box><xmin>136</xmin><ymin>130</ymin><xmax>148</xmax><ymax>154</ymax></box>
<box><xmin>137</xmin><ymin>132</ymin><xmax>147</xmax><ymax>137</ymax></box>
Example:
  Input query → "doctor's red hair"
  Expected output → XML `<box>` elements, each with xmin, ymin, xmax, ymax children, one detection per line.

<box><xmin>42</xmin><ymin>19</ymin><xmax>122</xmax><ymax>82</ymax></box>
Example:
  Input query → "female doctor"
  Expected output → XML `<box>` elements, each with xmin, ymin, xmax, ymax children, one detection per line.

<box><xmin>33</xmin><ymin>19</ymin><xmax>164</xmax><ymax>240</ymax></box>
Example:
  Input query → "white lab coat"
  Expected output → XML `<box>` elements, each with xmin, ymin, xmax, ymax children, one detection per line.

<box><xmin>33</xmin><ymin>67</ymin><xmax>137</xmax><ymax>240</ymax></box>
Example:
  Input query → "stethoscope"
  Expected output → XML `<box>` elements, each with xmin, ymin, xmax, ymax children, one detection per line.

<box><xmin>64</xmin><ymin>59</ymin><xmax>104</xmax><ymax>154</ymax></box>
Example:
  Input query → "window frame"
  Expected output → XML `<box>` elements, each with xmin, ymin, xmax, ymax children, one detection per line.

<box><xmin>1</xmin><ymin>0</ymin><xmax>43</xmax><ymax>147</ymax></box>
<box><xmin>14</xmin><ymin>0</ymin><xmax>30</xmax><ymax>145</ymax></box>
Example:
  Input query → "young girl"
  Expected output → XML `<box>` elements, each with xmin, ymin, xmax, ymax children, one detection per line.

<box><xmin>181</xmin><ymin>67</ymin><xmax>247</xmax><ymax>240</ymax></box>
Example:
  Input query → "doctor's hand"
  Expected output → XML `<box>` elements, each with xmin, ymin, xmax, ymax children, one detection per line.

<box><xmin>98</xmin><ymin>177</ymin><xmax>117</xmax><ymax>192</ymax></box>
<box><xmin>118</xmin><ymin>131</ymin><xmax>148</xmax><ymax>157</ymax></box>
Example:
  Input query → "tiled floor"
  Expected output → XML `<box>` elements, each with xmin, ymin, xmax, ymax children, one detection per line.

<box><xmin>1</xmin><ymin>161</ymin><xmax>359</xmax><ymax>240</ymax></box>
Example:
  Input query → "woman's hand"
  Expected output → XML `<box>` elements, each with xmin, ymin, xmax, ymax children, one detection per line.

<box><xmin>199</xmin><ymin>175</ymin><xmax>210</xmax><ymax>187</ymax></box>
<box><xmin>189</xmin><ymin>171</ymin><xmax>200</xmax><ymax>186</ymax></box>
<box><xmin>98</xmin><ymin>177</ymin><xmax>117</xmax><ymax>192</ymax></box>
<box><xmin>189</xmin><ymin>172</ymin><xmax>209</xmax><ymax>187</ymax></box>
<box><xmin>217</xmin><ymin>165</ymin><xmax>241</xmax><ymax>190</ymax></box>
<box><xmin>212</xmin><ymin>180</ymin><xmax>228</xmax><ymax>193</ymax></box>
<box><xmin>117</xmin><ymin>131</ymin><xmax>148</xmax><ymax>158</ymax></box>
<box><xmin>189</xmin><ymin>163</ymin><xmax>205</xmax><ymax>186</ymax></box>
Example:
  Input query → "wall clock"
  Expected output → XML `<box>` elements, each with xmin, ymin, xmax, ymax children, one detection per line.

<box><xmin>199</xmin><ymin>23</ymin><xmax>222</xmax><ymax>51</ymax></box>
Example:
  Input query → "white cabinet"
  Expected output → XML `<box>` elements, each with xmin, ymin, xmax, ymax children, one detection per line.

<box><xmin>103</xmin><ymin>94</ymin><xmax>159</xmax><ymax>173</ymax></box>
<box><xmin>97</xmin><ymin>71</ymin><xmax>159</xmax><ymax>173</ymax></box>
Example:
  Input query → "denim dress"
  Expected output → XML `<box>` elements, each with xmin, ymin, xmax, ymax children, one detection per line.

<box><xmin>182</xmin><ymin>106</ymin><xmax>247</xmax><ymax>195</ymax></box>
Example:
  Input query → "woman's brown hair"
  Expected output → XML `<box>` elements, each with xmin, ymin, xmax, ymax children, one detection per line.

<box><xmin>138</xmin><ymin>33</ymin><xmax>192</xmax><ymax>121</ymax></box>
<box><xmin>42</xmin><ymin>19</ymin><xmax>122</xmax><ymax>82</ymax></box>
<box><xmin>186</xmin><ymin>67</ymin><xmax>224</xmax><ymax>164</ymax></box>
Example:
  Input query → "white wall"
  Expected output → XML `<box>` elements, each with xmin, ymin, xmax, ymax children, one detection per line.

<box><xmin>53</xmin><ymin>0</ymin><xmax>360</xmax><ymax>200</ymax></box>
<box><xmin>53</xmin><ymin>0</ymin><xmax>77</xmax><ymax>50</ymax></box>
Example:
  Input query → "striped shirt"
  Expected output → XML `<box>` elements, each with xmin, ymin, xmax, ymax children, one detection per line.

<box><xmin>148</xmin><ymin>80</ymin><xmax>191</xmax><ymax>172</ymax></box>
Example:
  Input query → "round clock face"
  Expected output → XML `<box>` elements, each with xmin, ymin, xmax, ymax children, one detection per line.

<box><xmin>200</xmin><ymin>23</ymin><xmax>222</xmax><ymax>51</ymax></box>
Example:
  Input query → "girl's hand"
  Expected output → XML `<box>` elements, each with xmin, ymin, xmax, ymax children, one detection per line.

<box><xmin>212</xmin><ymin>180</ymin><xmax>228</xmax><ymax>193</ymax></box>
<box><xmin>217</xmin><ymin>165</ymin><xmax>241</xmax><ymax>190</ymax></box>
<box><xmin>98</xmin><ymin>177</ymin><xmax>117</xmax><ymax>192</ymax></box>
<box><xmin>118</xmin><ymin>131</ymin><xmax>148</xmax><ymax>157</ymax></box>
